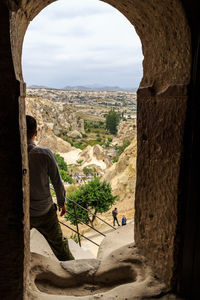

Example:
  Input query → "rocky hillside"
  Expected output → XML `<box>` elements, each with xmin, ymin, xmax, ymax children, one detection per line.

<box><xmin>26</xmin><ymin>95</ymin><xmax>137</xmax><ymax>210</ymax></box>
<box><xmin>25</xmin><ymin>96</ymin><xmax>112</xmax><ymax>172</ymax></box>
<box><xmin>26</xmin><ymin>96</ymin><xmax>84</xmax><ymax>135</ymax></box>
<box><xmin>60</xmin><ymin>144</ymin><xmax>112</xmax><ymax>175</ymax></box>
<box><xmin>78</xmin><ymin>144</ymin><xmax>112</xmax><ymax>172</ymax></box>
<box><xmin>112</xmin><ymin>120</ymin><xmax>137</xmax><ymax>146</ymax></box>
<box><xmin>26</xmin><ymin>96</ymin><xmax>84</xmax><ymax>152</ymax></box>
<box><xmin>103</xmin><ymin>138</ymin><xmax>137</xmax><ymax>204</ymax></box>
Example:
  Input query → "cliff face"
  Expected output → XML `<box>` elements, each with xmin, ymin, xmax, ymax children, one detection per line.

<box><xmin>25</xmin><ymin>96</ymin><xmax>84</xmax><ymax>152</ymax></box>
<box><xmin>78</xmin><ymin>144</ymin><xmax>112</xmax><ymax>174</ymax></box>
<box><xmin>103</xmin><ymin>138</ymin><xmax>137</xmax><ymax>204</ymax></box>
<box><xmin>35</xmin><ymin>123</ymin><xmax>73</xmax><ymax>153</ymax></box>
<box><xmin>26</xmin><ymin>96</ymin><xmax>84</xmax><ymax>134</ymax></box>
<box><xmin>25</xmin><ymin>96</ymin><xmax>113</xmax><ymax>172</ymax></box>
<box><xmin>112</xmin><ymin>120</ymin><xmax>137</xmax><ymax>146</ymax></box>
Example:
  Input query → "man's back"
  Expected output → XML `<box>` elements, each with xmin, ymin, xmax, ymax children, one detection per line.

<box><xmin>112</xmin><ymin>209</ymin><xmax>117</xmax><ymax>217</ymax></box>
<box><xmin>26</xmin><ymin>114</ymin><xmax>74</xmax><ymax>261</ymax></box>
<box><xmin>28</xmin><ymin>142</ymin><xmax>65</xmax><ymax>217</ymax></box>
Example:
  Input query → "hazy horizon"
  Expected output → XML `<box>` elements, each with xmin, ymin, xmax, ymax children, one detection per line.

<box><xmin>27</xmin><ymin>83</ymin><xmax>138</xmax><ymax>90</ymax></box>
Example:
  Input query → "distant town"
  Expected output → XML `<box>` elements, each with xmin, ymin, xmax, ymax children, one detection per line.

<box><xmin>27</xmin><ymin>86</ymin><xmax>137</xmax><ymax>121</ymax></box>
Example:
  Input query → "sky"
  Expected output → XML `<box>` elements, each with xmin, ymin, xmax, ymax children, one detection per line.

<box><xmin>22</xmin><ymin>0</ymin><xmax>143</xmax><ymax>89</ymax></box>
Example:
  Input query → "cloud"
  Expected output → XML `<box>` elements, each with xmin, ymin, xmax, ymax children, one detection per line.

<box><xmin>41</xmin><ymin>0</ymin><xmax>116</xmax><ymax>20</ymax></box>
<box><xmin>22</xmin><ymin>0</ymin><xmax>143</xmax><ymax>88</ymax></box>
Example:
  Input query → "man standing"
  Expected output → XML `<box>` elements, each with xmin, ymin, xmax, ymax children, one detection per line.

<box><xmin>26</xmin><ymin>115</ymin><xmax>74</xmax><ymax>261</ymax></box>
<box><xmin>112</xmin><ymin>207</ymin><xmax>120</xmax><ymax>226</ymax></box>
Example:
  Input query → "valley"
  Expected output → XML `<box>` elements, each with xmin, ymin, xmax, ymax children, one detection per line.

<box><xmin>26</xmin><ymin>87</ymin><xmax>137</xmax><ymax>237</ymax></box>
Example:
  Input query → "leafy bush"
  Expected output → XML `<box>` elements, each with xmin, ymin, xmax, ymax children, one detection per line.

<box><xmin>112</xmin><ymin>157</ymin><xmax>119</xmax><ymax>163</ymax></box>
<box><xmin>115</xmin><ymin>140</ymin><xmax>131</xmax><ymax>156</ymax></box>
<box><xmin>59</xmin><ymin>169</ymin><xmax>68</xmax><ymax>182</ymax></box>
<box><xmin>54</xmin><ymin>153</ymin><xmax>67</xmax><ymax>171</ymax></box>
<box><xmin>65</xmin><ymin>175</ymin><xmax>74</xmax><ymax>184</ymax></box>
<box><xmin>53</xmin><ymin>153</ymin><xmax>74</xmax><ymax>183</ymax></box>
<box><xmin>104</xmin><ymin>136</ymin><xmax>113</xmax><ymax>148</ymax></box>
<box><xmin>76</xmin><ymin>159</ymin><xmax>83</xmax><ymax>165</ymax></box>
<box><xmin>83</xmin><ymin>167</ymin><xmax>94</xmax><ymax>176</ymax></box>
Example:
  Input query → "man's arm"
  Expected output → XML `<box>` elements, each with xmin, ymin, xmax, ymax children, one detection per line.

<box><xmin>47</xmin><ymin>149</ymin><xmax>66</xmax><ymax>216</ymax></box>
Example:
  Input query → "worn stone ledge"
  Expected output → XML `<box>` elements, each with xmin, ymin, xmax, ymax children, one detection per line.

<box><xmin>138</xmin><ymin>84</ymin><xmax>189</xmax><ymax>98</ymax></box>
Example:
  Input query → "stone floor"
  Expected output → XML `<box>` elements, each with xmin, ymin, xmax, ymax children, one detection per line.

<box><xmin>29</xmin><ymin>224</ymin><xmax>185</xmax><ymax>300</ymax></box>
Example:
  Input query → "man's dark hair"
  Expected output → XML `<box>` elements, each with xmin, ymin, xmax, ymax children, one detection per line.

<box><xmin>26</xmin><ymin>115</ymin><xmax>37</xmax><ymax>140</ymax></box>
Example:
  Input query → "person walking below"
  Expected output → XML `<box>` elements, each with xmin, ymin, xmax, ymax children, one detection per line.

<box><xmin>121</xmin><ymin>215</ymin><xmax>127</xmax><ymax>226</ymax></box>
<box><xmin>26</xmin><ymin>115</ymin><xmax>74</xmax><ymax>261</ymax></box>
<box><xmin>112</xmin><ymin>207</ymin><xmax>120</xmax><ymax>226</ymax></box>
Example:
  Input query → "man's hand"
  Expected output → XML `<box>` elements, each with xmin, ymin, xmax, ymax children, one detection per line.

<box><xmin>59</xmin><ymin>204</ymin><xmax>66</xmax><ymax>217</ymax></box>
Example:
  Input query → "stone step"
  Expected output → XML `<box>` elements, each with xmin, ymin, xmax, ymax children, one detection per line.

<box><xmin>30</xmin><ymin>228</ymin><xmax>95</xmax><ymax>261</ymax></box>
<box><xmin>68</xmin><ymin>239</ymin><xmax>95</xmax><ymax>259</ymax></box>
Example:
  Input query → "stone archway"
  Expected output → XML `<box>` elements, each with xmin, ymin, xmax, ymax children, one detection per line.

<box><xmin>0</xmin><ymin>0</ymin><xmax>193</xmax><ymax>299</ymax></box>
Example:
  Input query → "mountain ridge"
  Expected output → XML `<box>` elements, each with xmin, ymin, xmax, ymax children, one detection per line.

<box><xmin>28</xmin><ymin>84</ymin><xmax>137</xmax><ymax>92</ymax></box>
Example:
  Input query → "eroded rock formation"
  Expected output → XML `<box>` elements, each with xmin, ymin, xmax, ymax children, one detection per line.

<box><xmin>78</xmin><ymin>144</ymin><xmax>112</xmax><ymax>173</ymax></box>
<box><xmin>103</xmin><ymin>138</ymin><xmax>137</xmax><ymax>203</ymax></box>
<box><xmin>26</xmin><ymin>96</ymin><xmax>84</xmax><ymax>138</ymax></box>
<box><xmin>112</xmin><ymin>120</ymin><xmax>137</xmax><ymax>146</ymax></box>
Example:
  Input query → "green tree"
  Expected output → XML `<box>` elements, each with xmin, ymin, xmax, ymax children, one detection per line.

<box><xmin>106</xmin><ymin>109</ymin><xmax>120</xmax><ymax>134</ymax></box>
<box><xmin>59</xmin><ymin>169</ymin><xmax>67</xmax><ymax>182</ymax></box>
<box><xmin>65</xmin><ymin>174</ymin><xmax>74</xmax><ymax>184</ymax></box>
<box><xmin>53</xmin><ymin>153</ymin><xmax>72</xmax><ymax>183</ymax></box>
<box><xmin>65</xmin><ymin>177</ymin><xmax>117</xmax><ymax>227</ymax></box>
<box><xmin>54</xmin><ymin>153</ymin><xmax>67</xmax><ymax>171</ymax></box>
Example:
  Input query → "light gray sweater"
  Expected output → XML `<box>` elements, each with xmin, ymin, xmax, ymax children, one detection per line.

<box><xmin>28</xmin><ymin>142</ymin><xmax>65</xmax><ymax>217</ymax></box>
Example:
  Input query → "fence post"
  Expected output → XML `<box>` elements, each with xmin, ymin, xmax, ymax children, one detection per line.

<box><xmin>73</xmin><ymin>203</ymin><xmax>81</xmax><ymax>247</ymax></box>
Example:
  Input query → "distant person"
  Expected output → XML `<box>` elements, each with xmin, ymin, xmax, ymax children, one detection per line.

<box><xmin>26</xmin><ymin>115</ymin><xmax>74</xmax><ymax>261</ymax></box>
<box><xmin>121</xmin><ymin>215</ymin><xmax>127</xmax><ymax>226</ymax></box>
<box><xmin>112</xmin><ymin>207</ymin><xmax>120</xmax><ymax>226</ymax></box>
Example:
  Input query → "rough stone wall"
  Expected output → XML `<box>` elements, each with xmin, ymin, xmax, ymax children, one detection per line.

<box><xmin>0</xmin><ymin>3</ymin><xmax>25</xmax><ymax>299</ymax></box>
<box><xmin>18</xmin><ymin>85</ymin><xmax>30</xmax><ymax>300</ymax></box>
<box><xmin>0</xmin><ymin>0</ymin><xmax>192</xmax><ymax>297</ymax></box>
<box><xmin>135</xmin><ymin>85</ymin><xmax>188</xmax><ymax>288</ymax></box>
<box><xmin>105</xmin><ymin>0</ymin><xmax>191</xmax><ymax>288</ymax></box>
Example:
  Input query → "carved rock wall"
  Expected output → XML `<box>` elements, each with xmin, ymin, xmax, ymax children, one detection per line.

<box><xmin>0</xmin><ymin>0</ymin><xmax>194</xmax><ymax>299</ymax></box>
<box><xmin>103</xmin><ymin>138</ymin><xmax>137</xmax><ymax>203</ymax></box>
<box><xmin>135</xmin><ymin>85</ymin><xmax>188</xmax><ymax>287</ymax></box>
<box><xmin>0</xmin><ymin>3</ymin><xmax>25</xmax><ymax>299</ymax></box>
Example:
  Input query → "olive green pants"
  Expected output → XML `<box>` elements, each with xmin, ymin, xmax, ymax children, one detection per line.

<box><xmin>30</xmin><ymin>204</ymin><xmax>74</xmax><ymax>261</ymax></box>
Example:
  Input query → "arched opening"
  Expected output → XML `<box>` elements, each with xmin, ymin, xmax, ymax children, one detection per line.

<box><xmin>1</xmin><ymin>0</ymin><xmax>197</xmax><ymax>299</ymax></box>
<box><xmin>22</xmin><ymin>0</ymin><xmax>142</xmax><ymax>258</ymax></box>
